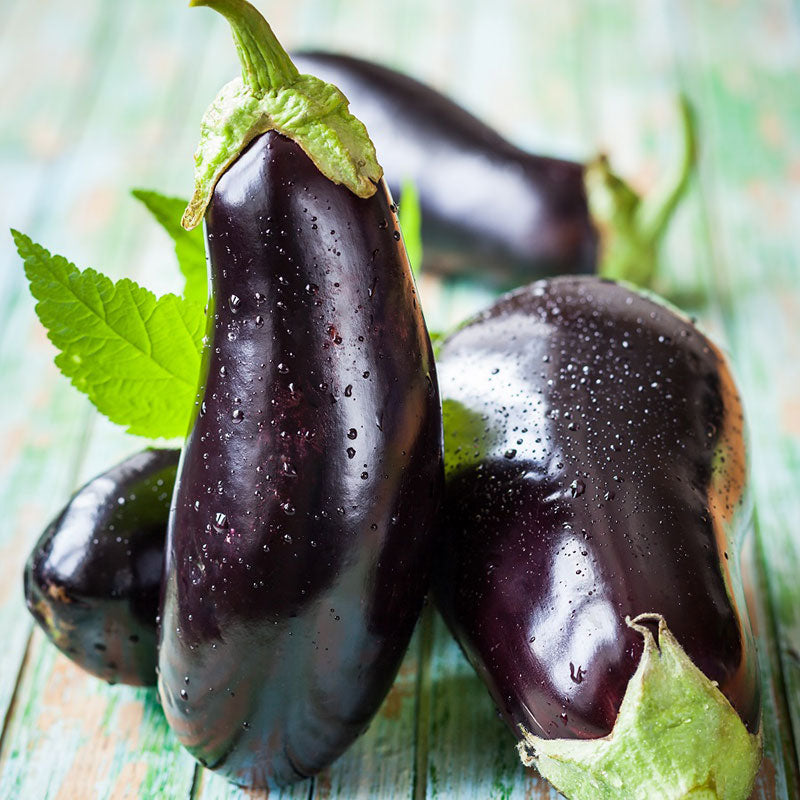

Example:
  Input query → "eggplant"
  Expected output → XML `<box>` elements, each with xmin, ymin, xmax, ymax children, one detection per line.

<box><xmin>24</xmin><ymin>448</ymin><xmax>178</xmax><ymax>686</ymax></box>
<box><xmin>435</xmin><ymin>276</ymin><xmax>761</xmax><ymax>798</ymax></box>
<box><xmin>158</xmin><ymin>0</ymin><xmax>442</xmax><ymax>788</ymax></box>
<box><xmin>293</xmin><ymin>52</ymin><xmax>695</xmax><ymax>289</ymax></box>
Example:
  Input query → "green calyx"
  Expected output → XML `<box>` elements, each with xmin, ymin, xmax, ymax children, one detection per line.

<box><xmin>588</xmin><ymin>96</ymin><xmax>697</xmax><ymax>288</ymax></box>
<box><xmin>518</xmin><ymin>613</ymin><xmax>761</xmax><ymax>800</ymax></box>
<box><xmin>182</xmin><ymin>0</ymin><xmax>382</xmax><ymax>230</ymax></box>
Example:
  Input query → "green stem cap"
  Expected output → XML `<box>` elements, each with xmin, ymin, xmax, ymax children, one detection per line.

<box><xmin>182</xmin><ymin>0</ymin><xmax>382</xmax><ymax>230</ymax></box>
<box><xmin>518</xmin><ymin>613</ymin><xmax>761</xmax><ymax>800</ymax></box>
<box><xmin>588</xmin><ymin>96</ymin><xmax>697</xmax><ymax>288</ymax></box>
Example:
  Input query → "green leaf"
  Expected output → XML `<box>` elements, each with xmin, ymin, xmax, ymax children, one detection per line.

<box><xmin>132</xmin><ymin>188</ymin><xmax>207</xmax><ymax>305</ymax></box>
<box><xmin>398</xmin><ymin>179</ymin><xmax>423</xmax><ymax>279</ymax></box>
<box><xmin>12</xmin><ymin>229</ymin><xmax>206</xmax><ymax>440</ymax></box>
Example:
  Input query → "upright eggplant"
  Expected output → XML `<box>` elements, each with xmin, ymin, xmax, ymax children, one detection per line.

<box><xmin>158</xmin><ymin>0</ymin><xmax>442</xmax><ymax>788</ymax></box>
<box><xmin>24</xmin><ymin>448</ymin><xmax>178</xmax><ymax>686</ymax></box>
<box><xmin>294</xmin><ymin>52</ymin><xmax>696</xmax><ymax>289</ymax></box>
<box><xmin>435</xmin><ymin>277</ymin><xmax>761</xmax><ymax>799</ymax></box>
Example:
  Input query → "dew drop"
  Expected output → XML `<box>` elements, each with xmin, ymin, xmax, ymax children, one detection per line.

<box><xmin>213</xmin><ymin>512</ymin><xmax>228</xmax><ymax>531</ymax></box>
<box><xmin>570</xmin><ymin>479</ymin><xmax>586</xmax><ymax>498</ymax></box>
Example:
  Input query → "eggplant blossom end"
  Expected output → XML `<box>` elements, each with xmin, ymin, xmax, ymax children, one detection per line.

<box><xmin>517</xmin><ymin>613</ymin><xmax>761</xmax><ymax>800</ymax></box>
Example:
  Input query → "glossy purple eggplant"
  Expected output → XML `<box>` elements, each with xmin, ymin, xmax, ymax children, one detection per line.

<box><xmin>293</xmin><ymin>53</ymin><xmax>695</xmax><ymax>290</ymax></box>
<box><xmin>24</xmin><ymin>448</ymin><xmax>178</xmax><ymax>686</ymax></box>
<box><xmin>435</xmin><ymin>277</ymin><xmax>758</xmax><ymax>757</ymax></box>
<box><xmin>293</xmin><ymin>51</ymin><xmax>595</xmax><ymax>286</ymax></box>
<box><xmin>158</xmin><ymin>124</ymin><xmax>441</xmax><ymax>791</ymax></box>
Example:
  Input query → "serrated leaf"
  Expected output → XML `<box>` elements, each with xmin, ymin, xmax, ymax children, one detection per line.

<box><xmin>132</xmin><ymin>188</ymin><xmax>208</xmax><ymax>305</ymax></box>
<box><xmin>12</xmin><ymin>229</ymin><xmax>206</xmax><ymax>439</ymax></box>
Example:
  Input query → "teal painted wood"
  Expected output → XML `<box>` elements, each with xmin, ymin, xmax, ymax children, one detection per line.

<box><xmin>0</xmin><ymin>2</ymin><xmax>218</xmax><ymax>795</ymax></box>
<box><xmin>195</xmin><ymin>765</ymin><xmax>311</xmax><ymax>800</ymax></box>
<box><xmin>0</xmin><ymin>630</ymin><xmax>196</xmax><ymax>800</ymax></box>
<box><xmin>0</xmin><ymin>368</ymin><xmax>91</xmax><ymax>739</ymax></box>
<box><xmin>670</xmin><ymin>0</ymin><xmax>800</xmax><ymax>787</ymax></box>
<box><xmin>0</xmin><ymin>0</ymin><xmax>114</xmax><ymax>327</ymax></box>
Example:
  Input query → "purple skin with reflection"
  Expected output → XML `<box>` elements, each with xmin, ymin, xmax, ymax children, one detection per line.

<box><xmin>294</xmin><ymin>52</ymin><xmax>596</xmax><ymax>286</ymax></box>
<box><xmin>24</xmin><ymin>448</ymin><xmax>178</xmax><ymax>686</ymax></box>
<box><xmin>158</xmin><ymin>131</ymin><xmax>443</xmax><ymax>788</ymax></box>
<box><xmin>435</xmin><ymin>277</ymin><xmax>759</xmax><ymax>744</ymax></box>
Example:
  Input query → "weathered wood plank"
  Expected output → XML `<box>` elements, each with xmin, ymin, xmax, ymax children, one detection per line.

<box><xmin>193</xmin><ymin>765</ymin><xmax>311</xmax><ymax>800</ymax></box>
<box><xmin>670</xmin><ymin>0</ymin><xmax>800</xmax><ymax>785</ymax></box>
<box><xmin>0</xmin><ymin>0</ymin><xmax>115</xmax><ymax>324</ymax></box>
<box><xmin>0</xmin><ymin>629</ymin><xmax>196</xmax><ymax>800</ymax></box>
<box><xmin>0</xmin><ymin>370</ymin><xmax>91</xmax><ymax>742</ymax></box>
<box><xmin>0</xmin><ymin>2</ymin><xmax>215</xmax><ymax>796</ymax></box>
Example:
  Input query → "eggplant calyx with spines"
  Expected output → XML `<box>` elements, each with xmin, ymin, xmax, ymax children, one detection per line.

<box><xmin>518</xmin><ymin>613</ymin><xmax>761</xmax><ymax>800</ymax></box>
<box><xmin>182</xmin><ymin>0</ymin><xmax>382</xmax><ymax>230</ymax></box>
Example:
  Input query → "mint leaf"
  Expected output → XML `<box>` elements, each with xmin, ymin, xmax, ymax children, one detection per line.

<box><xmin>131</xmin><ymin>188</ymin><xmax>207</xmax><ymax>305</ymax></box>
<box><xmin>12</xmin><ymin>229</ymin><xmax>206</xmax><ymax>439</ymax></box>
<box><xmin>398</xmin><ymin>179</ymin><xmax>423</xmax><ymax>279</ymax></box>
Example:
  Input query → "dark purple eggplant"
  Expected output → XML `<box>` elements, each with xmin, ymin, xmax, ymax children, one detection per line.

<box><xmin>24</xmin><ymin>448</ymin><xmax>178</xmax><ymax>686</ymax></box>
<box><xmin>293</xmin><ymin>52</ymin><xmax>695</xmax><ymax>289</ymax></box>
<box><xmin>435</xmin><ymin>277</ymin><xmax>761</xmax><ymax>798</ymax></box>
<box><xmin>158</xmin><ymin>0</ymin><xmax>442</xmax><ymax>789</ymax></box>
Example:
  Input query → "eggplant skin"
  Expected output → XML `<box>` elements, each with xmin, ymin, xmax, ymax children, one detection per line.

<box><xmin>435</xmin><ymin>276</ymin><xmax>759</xmax><ymax>743</ymax></box>
<box><xmin>293</xmin><ymin>52</ymin><xmax>596</xmax><ymax>286</ymax></box>
<box><xmin>158</xmin><ymin>131</ymin><xmax>443</xmax><ymax>788</ymax></box>
<box><xmin>24</xmin><ymin>448</ymin><xmax>178</xmax><ymax>686</ymax></box>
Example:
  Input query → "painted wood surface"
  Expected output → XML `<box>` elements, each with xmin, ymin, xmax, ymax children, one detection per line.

<box><xmin>0</xmin><ymin>0</ymin><xmax>797</xmax><ymax>798</ymax></box>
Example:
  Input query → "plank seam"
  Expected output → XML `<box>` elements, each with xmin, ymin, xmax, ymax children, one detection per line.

<box><xmin>0</xmin><ymin>626</ymin><xmax>34</xmax><ymax>765</ymax></box>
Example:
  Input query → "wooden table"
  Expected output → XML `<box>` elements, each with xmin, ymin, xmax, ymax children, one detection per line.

<box><xmin>1</xmin><ymin>0</ymin><xmax>798</xmax><ymax>797</ymax></box>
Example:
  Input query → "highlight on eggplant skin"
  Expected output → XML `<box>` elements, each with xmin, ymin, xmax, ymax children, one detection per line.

<box><xmin>434</xmin><ymin>276</ymin><xmax>759</xmax><ymax>746</ymax></box>
<box><xmin>293</xmin><ymin>51</ymin><xmax>597</xmax><ymax>287</ymax></box>
<box><xmin>158</xmin><ymin>130</ymin><xmax>443</xmax><ymax>789</ymax></box>
<box><xmin>24</xmin><ymin>448</ymin><xmax>178</xmax><ymax>686</ymax></box>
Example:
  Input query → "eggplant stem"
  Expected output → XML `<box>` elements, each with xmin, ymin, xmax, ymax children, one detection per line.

<box><xmin>181</xmin><ymin>0</ymin><xmax>382</xmax><ymax>229</ymax></box>
<box><xmin>588</xmin><ymin>95</ymin><xmax>698</xmax><ymax>289</ymax></box>
<box><xmin>189</xmin><ymin>0</ymin><xmax>299</xmax><ymax>96</ymax></box>
<box><xmin>640</xmin><ymin>95</ymin><xmax>698</xmax><ymax>243</ymax></box>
